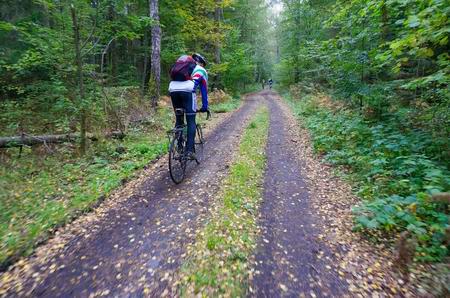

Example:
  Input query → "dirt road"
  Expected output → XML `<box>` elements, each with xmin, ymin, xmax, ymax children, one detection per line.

<box><xmin>0</xmin><ymin>95</ymin><xmax>260</xmax><ymax>297</ymax></box>
<box><xmin>2</xmin><ymin>91</ymin><xmax>419</xmax><ymax>297</ymax></box>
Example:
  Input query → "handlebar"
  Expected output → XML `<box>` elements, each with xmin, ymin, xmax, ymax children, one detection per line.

<box><xmin>196</xmin><ymin>109</ymin><xmax>211</xmax><ymax>120</ymax></box>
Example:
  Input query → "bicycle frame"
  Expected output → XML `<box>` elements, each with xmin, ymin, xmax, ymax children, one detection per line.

<box><xmin>167</xmin><ymin>108</ymin><xmax>211</xmax><ymax>184</ymax></box>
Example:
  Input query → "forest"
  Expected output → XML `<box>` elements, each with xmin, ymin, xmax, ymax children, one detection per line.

<box><xmin>0</xmin><ymin>0</ymin><xmax>449</xmax><ymax>294</ymax></box>
<box><xmin>276</xmin><ymin>0</ymin><xmax>449</xmax><ymax>262</ymax></box>
<box><xmin>0</xmin><ymin>0</ymin><xmax>274</xmax><ymax>140</ymax></box>
<box><xmin>0</xmin><ymin>0</ymin><xmax>275</xmax><ymax>268</ymax></box>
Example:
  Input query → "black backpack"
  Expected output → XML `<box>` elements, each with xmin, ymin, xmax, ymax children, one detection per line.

<box><xmin>169</xmin><ymin>55</ymin><xmax>196</xmax><ymax>81</ymax></box>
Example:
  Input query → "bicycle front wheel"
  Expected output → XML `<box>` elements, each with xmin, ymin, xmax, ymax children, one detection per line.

<box><xmin>169</xmin><ymin>134</ymin><xmax>186</xmax><ymax>184</ymax></box>
<box><xmin>194</xmin><ymin>124</ymin><xmax>204</xmax><ymax>162</ymax></box>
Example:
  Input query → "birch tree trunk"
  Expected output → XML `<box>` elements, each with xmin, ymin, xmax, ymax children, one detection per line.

<box><xmin>149</xmin><ymin>0</ymin><xmax>161</xmax><ymax>109</ymax></box>
<box><xmin>70</xmin><ymin>5</ymin><xmax>87</xmax><ymax>155</ymax></box>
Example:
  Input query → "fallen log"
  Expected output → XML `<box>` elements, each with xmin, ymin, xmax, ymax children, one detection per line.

<box><xmin>0</xmin><ymin>131</ymin><xmax>125</xmax><ymax>148</ymax></box>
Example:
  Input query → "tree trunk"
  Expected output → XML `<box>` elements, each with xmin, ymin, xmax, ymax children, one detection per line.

<box><xmin>110</xmin><ymin>40</ymin><xmax>118</xmax><ymax>82</ymax></box>
<box><xmin>149</xmin><ymin>0</ymin><xmax>161</xmax><ymax>109</ymax></box>
<box><xmin>41</xmin><ymin>1</ymin><xmax>51</xmax><ymax>27</ymax></box>
<box><xmin>213</xmin><ymin>0</ymin><xmax>223</xmax><ymax>90</ymax></box>
<box><xmin>294</xmin><ymin>10</ymin><xmax>301</xmax><ymax>83</ymax></box>
<box><xmin>108</xmin><ymin>1</ymin><xmax>117</xmax><ymax>83</ymax></box>
<box><xmin>141</xmin><ymin>31</ymin><xmax>150</xmax><ymax>97</ymax></box>
<box><xmin>380</xmin><ymin>0</ymin><xmax>390</xmax><ymax>41</ymax></box>
<box><xmin>70</xmin><ymin>5</ymin><xmax>87</xmax><ymax>155</ymax></box>
<box><xmin>0</xmin><ymin>132</ymin><xmax>125</xmax><ymax>148</ymax></box>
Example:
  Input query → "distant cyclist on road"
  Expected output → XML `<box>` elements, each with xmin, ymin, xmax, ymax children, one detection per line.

<box><xmin>268</xmin><ymin>78</ymin><xmax>273</xmax><ymax>89</ymax></box>
<box><xmin>168</xmin><ymin>53</ymin><xmax>209</xmax><ymax>160</ymax></box>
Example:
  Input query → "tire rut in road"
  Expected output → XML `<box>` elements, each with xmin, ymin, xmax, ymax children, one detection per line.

<box><xmin>250</xmin><ymin>92</ymin><xmax>348</xmax><ymax>297</ymax></box>
<box><xmin>1</xmin><ymin>95</ymin><xmax>261</xmax><ymax>297</ymax></box>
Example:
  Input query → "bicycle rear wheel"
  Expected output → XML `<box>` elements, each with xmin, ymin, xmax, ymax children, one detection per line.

<box><xmin>169</xmin><ymin>133</ymin><xmax>186</xmax><ymax>184</ymax></box>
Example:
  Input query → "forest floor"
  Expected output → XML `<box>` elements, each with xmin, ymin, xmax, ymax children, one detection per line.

<box><xmin>0</xmin><ymin>91</ymin><xmax>444</xmax><ymax>297</ymax></box>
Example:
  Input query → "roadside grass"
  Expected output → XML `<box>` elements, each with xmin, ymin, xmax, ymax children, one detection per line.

<box><xmin>179</xmin><ymin>107</ymin><xmax>269</xmax><ymax>296</ymax></box>
<box><xmin>286</xmin><ymin>93</ymin><xmax>449</xmax><ymax>262</ymax></box>
<box><xmin>210</xmin><ymin>97</ymin><xmax>241</xmax><ymax>113</ymax></box>
<box><xmin>208</xmin><ymin>89</ymin><xmax>243</xmax><ymax>114</ymax></box>
<box><xmin>0</xmin><ymin>107</ymin><xmax>172</xmax><ymax>269</ymax></box>
<box><xmin>0</xmin><ymin>94</ymin><xmax>243</xmax><ymax>270</ymax></box>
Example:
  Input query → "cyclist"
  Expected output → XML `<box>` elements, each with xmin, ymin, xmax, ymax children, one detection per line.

<box><xmin>268</xmin><ymin>78</ymin><xmax>273</xmax><ymax>89</ymax></box>
<box><xmin>168</xmin><ymin>53</ymin><xmax>209</xmax><ymax>160</ymax></box>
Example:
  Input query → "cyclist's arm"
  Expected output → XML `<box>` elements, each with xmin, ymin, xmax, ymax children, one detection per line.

<box><xmin>192</xmin><ymin>73</ymin><xmax>208</xmax><ymax>110</ymax></box>
<box><xmin>199</xmin><ymin>78</ymin><xmax>208</xmax><ymax>109</ymax></box>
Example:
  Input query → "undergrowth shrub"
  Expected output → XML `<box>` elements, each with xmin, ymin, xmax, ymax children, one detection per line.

<box><xmin>288</xmin><ymin>94</ymin><xmax>449</xmax><ymax>261</ymax></box>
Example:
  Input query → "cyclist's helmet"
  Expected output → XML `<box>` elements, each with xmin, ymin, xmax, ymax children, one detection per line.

<box><xmin>192</xmin><ymin>53</ymin><xmax>207</xmax><ymax>66</ymax></box>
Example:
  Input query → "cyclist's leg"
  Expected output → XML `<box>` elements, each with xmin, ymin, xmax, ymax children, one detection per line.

<box><xmin>183</xmin><ymin>92</ymin><xmax>197</xmax><ymax>153</ymax></box>
<box><xmin>170</xmin><ymin>92</ymin><xmax>184</xmax><ymax>127</ymax></box>
<box><xmin>170</xmin><ymin>92</ymin><xmax>186</xmax><ymax>150</ymax></box>
<box><xmin>186</xmin><ymin>115</ymin><xmax>196</xmax><ymax>153</ymax></box>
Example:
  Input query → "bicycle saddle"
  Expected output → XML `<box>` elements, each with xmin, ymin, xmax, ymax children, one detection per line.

<box><xmin>175</xmin><ymin>108</ymin><xmax>185</xmax><ymax>116</ymax></box>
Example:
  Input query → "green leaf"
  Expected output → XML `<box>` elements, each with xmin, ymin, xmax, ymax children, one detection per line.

<box><xmin>407</xmin><ymin>15</ymin><xmax>420</xmax><ymax>28</ymax></box>
<box><xmin>0</xmin><ymin>21</ymin><xmax>15</xmax><ymax>31</ymax></box>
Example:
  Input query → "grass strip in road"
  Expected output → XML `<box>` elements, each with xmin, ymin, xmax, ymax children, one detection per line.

<box><xmin>178</xmin><ymin>107</ymin><xmax>269</xmax><ymax>296</ymax></box>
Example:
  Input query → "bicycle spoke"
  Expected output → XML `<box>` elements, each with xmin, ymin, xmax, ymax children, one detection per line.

<box><xmin>168</xmin><ymin>121</ymin><xmax>206</xmax><ymax>183</ymax></box>
<box><xmin>169</xmin><ymin>134</ymin><xmax>186</xmax><ymax>184</ymax></box>
<box><xmin>194</xmin><ymin>125</ymin><xmax>204</xmax><ymax>163</ymax></box>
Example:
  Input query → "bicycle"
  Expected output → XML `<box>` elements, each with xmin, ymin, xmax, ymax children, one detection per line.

<box><xmin>167</xmin><ymin>108</ymin><xmax>211</xmax><ymax>184</ymax></box>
